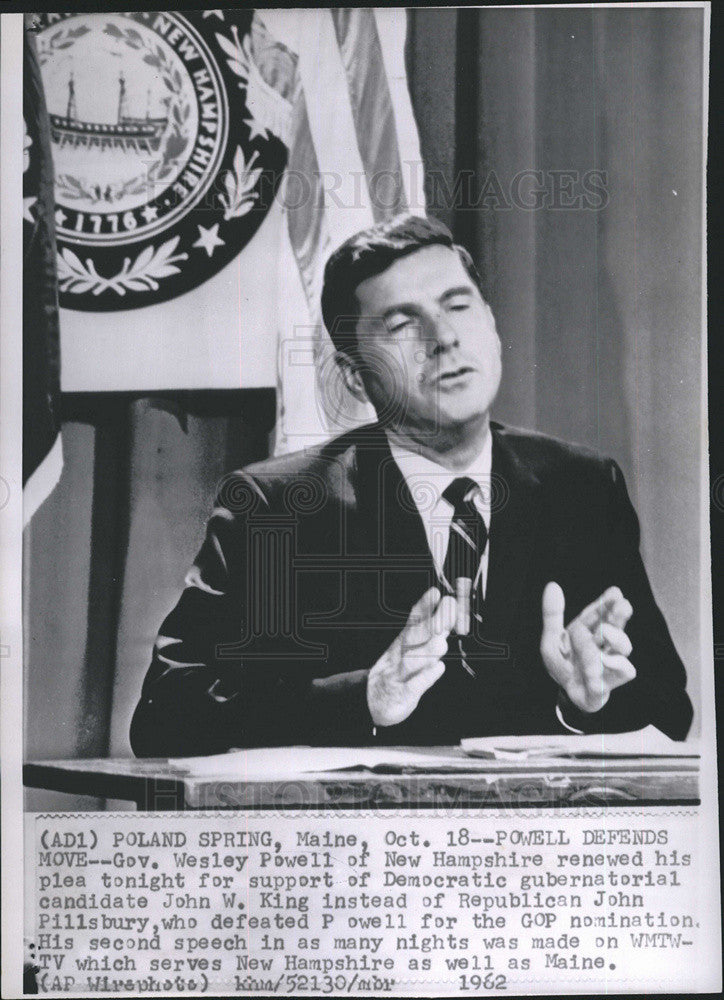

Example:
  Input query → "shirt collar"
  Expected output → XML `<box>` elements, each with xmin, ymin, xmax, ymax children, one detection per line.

<box><xmin>386</xmin><ymin>429</ymin><xmax>493</xmax><ymax>512</ymax></box>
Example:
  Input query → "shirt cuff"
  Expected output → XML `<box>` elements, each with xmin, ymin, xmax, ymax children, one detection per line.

<box><xmin>556</xmin><ymin>697</ymin><xmax>585</xmax><ymax>734</ymax></box>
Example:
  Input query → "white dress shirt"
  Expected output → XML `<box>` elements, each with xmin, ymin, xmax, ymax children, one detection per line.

<box><xmin>387</xmin><ymin>431</ymin><xmax>493</xmax><ymax>597</ymax></box>
<box><xmin>387</xmin><ymin>430</ymin><xmax>582</xmax><ymax>734</ymax></box>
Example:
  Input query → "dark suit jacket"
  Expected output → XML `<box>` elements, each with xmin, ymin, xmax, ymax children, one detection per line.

<box><xmin>130</xmin><ymin>423</ymin><xmax>693</xmax><ymax>756</ymax></box>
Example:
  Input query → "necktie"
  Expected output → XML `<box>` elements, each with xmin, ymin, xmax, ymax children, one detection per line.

<box><xmin>441</xmin><ymin>476</ymin><xmax>488</xmax><ymax>595</ymax></box>
<box><xmin>441</xmin><ymin>477</ymin><xmax>488</xmax><ymax>675</ymax></box>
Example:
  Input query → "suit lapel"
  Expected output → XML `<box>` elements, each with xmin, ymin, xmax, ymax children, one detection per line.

<box><xmin>483</xmin><ymin>425</ymin><xmax>542</xmax><ymax>639</ymax></box>
<box><xmin>354</xmin><ymin>427</ymin><xmax>439</xmax><ymax>623</ymax></box>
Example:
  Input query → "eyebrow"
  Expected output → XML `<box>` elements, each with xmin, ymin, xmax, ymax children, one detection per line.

<box><xmin>380</xmin><ymin>286</ymin><xmax>475</xmax><ymax>321</ymax></box>
<box><xmin>439</xmin><ymin>285</ymin><xmax>474</xmax><ymax>302</ymax></box>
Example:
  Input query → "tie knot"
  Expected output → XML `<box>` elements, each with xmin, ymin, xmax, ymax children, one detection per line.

<box><xmin>442</xmin><ymin>476</ymin><xmax>479</xmax><ymax>511</ymax></box>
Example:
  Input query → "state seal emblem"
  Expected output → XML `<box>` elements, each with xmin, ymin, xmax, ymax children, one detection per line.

<box><xmin>36</xmin><ymin>11</ymin><xmax>291</xmax><ymax>310</ymax></box>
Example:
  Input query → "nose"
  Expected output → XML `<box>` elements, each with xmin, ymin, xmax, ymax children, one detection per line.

<box><xmin>427</xmin><ymin>311</ymin><xmax>459</xmax><ymax>355</ymax></box>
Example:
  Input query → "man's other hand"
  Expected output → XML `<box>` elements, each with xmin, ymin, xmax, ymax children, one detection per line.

<box><xmin>367</xmin><ymin>587</ymin><xmax>456</xmax><ymax>727</ymax></box>
<box><xmin>540</xmin><ymin>582</ymin><xmax>636</xmax><ymax>715</ymax></box>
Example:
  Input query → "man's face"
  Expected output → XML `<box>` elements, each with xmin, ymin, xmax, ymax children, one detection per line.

<box><xmin>351</xmin><ymin>244</ymin><xmax>502</xmax><ymax>437</ymax></box>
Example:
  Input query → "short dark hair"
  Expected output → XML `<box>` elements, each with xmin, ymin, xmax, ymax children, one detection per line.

<box><xmin>320</xmin><ymin>214</ymin><xmax>484</xmax><ymax>353</ymax></box>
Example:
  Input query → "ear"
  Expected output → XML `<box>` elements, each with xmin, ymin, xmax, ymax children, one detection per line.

<box><xmin>483</xmin><ymin>301</ymin><xmax>502</xmax><ymax>356</ymax></box>
<box><xmin>336</xmin><ymin>350</ymin><xmax>369</xmax><ymax>403</ymax></box>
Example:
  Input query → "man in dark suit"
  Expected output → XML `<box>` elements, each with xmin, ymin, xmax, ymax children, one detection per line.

<box><xmin>130</xmin><ymin>216</ymin><xmax>692</xmax><ymax>757</ymax></box>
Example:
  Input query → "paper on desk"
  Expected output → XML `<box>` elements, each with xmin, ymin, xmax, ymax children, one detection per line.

<box><xmin>167</xmin><ymin>746</ymin><xmax>474</xmax><ymax>778</ymax></box>
<box><xmin>461</xmin><ymin>725</ymin><xmax>699</xmax><ymax>760</ymax></box>
<box><xmin>168</xmin><ymin>727</ymin><xmax>697</xmax><ymax>778</ymax></box>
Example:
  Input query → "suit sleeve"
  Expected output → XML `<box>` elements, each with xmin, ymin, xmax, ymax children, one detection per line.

<box><xmin>557</xmin><ymin>459</ymin><xmax>693</xmax><ymax>740</ymax></box>
<box><xmin>130</xmin><ymin>474</ymin><xmax>373</xmax><ymax>757</ymax></box>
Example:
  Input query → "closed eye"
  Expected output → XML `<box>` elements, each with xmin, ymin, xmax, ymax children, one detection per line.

<box><xmin>386</xmin><ymin>315</ymin><xmax>418</xmax><ymax>334</ymax></box>
<box><xmin>445</xmin><ymin>294</ymin><xmax>472</xmax><ymax>312</ymax></box>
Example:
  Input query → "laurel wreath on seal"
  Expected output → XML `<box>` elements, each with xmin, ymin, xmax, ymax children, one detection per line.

<box><xmin>36</xmin><ymin>23</ymin><xmax>91</xmax><ymax>66</ymax></box>
<box><xmin>55</xmin><ymin>174</ymin><xmax>100</xmax><ymax>202</ymax></box>
<box><xmin>57</xmin><ymin>237</ymin><xmax>188</xmax><ymax>296</ymax></box>
<box><xmin>56</xmin><ymin>170</ymin><xmax>151</xmax><ymax>204</ymax></box>
<box><xmin>219</xmin><ymin>147</ymin><xmax>262</xmax><ymax>220</ymax></box>
<box><xmin>215</xmin><ymin>23</ymin><xmax>293</xmax><ymax>146</ymax></box>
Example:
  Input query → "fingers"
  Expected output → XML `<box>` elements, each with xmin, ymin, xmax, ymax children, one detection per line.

<box><xmin>600</xmin><ymin>653</ymin><xmax>637</xmax><ymax>689</ymax></box>
<box><xmin>401</xmin><ymin>587</ymin><xmax>453</xmax><ymax>673</ymax></box>
<box><xmin>542</xmin><ymin>583</ymin><xmax>633</xmax><ymax>639</ymax></box>
<box><xmin>369</xmin><ymin>593</ymin><xmax>451</xmax><ymax>726</ymax></box>
<box><xmin>405</xmin><ymin>586</ymin><xmax>442</xmax><ymax>648</ymax></box>
<box><xmin>431</xmin><ymin>593</ymin><xmax>457</xmax><ymax>635</ymax></box>
<box><xmin>372</xmin><ymin>653</ymin><xmax>446</xmax><ymax>726</ymax></box>
<box><xmin>400</xmin><ymin>633</ymin><xmax>449</xmax><ymax>678</ymax></box>
<box><xmin>407</xmin><ymin>658</ymin><xmax>446</xmax><ymax>701</ymax></box>
<box><xmin>568</xmin><ymin>618</ymin><xmax>600</xmax><ymax>665</ymax></box>
<box><xmin>577</xmin><ymin>586</ymin><xmax>621</xmax><ymax>627</ymax></box>
<box><xmin>569</xmin><ymin>619</ymin><xmax>636</xmax><ymax>690</ymax></box>
<box><xmin>540</xmin><ymin>582</ymin><xmax>570</xmax><ymax>669</ymax></box>
<box><xmin>578</xmin><ymin>586</ymin><xmax>633</xmax><ymax>630</ymax></box>
<box><xmin>406</xmin><ymin>593</ymin><xmax>456</xmax><ymax>648</ymax></box>
<box><xmin>542</xmin><ymin>581</ymin><xmax>565</xmax><ymax>632</ymax></box>
<box><xmin>593</xmin><ymin>621</ymin><xmax>633</xmax><ymax>657</ymax></box>
<box><xmin>407</xmin><ymin>587</ymin><xmax>441</xmax><ymax>627</ymax></box>
<box><xmin>455</xmin><ymin>577</ymin><xmax>472</xmax><ymax>635</ymax></box>
<box><xmin>606</xmin><ymin>595</ymin><xmax>633</xmax><ymax>629</ymax></box>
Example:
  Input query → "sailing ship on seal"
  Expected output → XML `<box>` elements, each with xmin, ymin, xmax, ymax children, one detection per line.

<box><xmin>50</xmin><ymin>72</ymin><xmax>168</xmax><ymax>155</ymax></box>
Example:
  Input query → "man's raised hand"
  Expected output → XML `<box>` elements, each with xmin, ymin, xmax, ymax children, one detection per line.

<box><xmin>367</xmin><ymin>587</ymin><xmax>456</xmax><ymax>727</ymax></box>
<box><xmin>540</xmin><ymin>582</ymin><xmax>636</xmax><ymax>714</ymax></box>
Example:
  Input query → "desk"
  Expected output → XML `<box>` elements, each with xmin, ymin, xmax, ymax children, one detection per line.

<box><xmin>24</xmin><ymin>748</ymin><xmax>700</xmax><ymax>810</ymax></box>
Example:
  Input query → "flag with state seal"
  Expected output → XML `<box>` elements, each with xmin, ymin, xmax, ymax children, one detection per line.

<box><xmin>35</xmin><ymin>9</ymin><xmax>425</xmax><ymax>451</ymax></box>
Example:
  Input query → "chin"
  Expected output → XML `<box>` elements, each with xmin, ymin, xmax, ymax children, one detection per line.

<box><xmin>436</xmin><ymin>399</ymin><xmax>489</xmax><ymax>428</ymax></box>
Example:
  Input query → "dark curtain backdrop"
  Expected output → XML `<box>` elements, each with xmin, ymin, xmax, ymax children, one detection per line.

<box><xmin>25</xmin><ymin>7</ymin><xmax>705</xmax><ymax>808</ymax></box>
